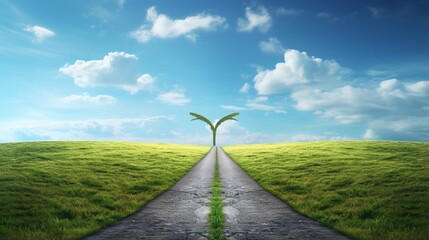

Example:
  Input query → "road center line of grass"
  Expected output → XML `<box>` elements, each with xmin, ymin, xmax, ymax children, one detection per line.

<box><xmin>208</xmin><ymin>147</ymin><xmax>225</xmax><ymax>240</ymax></box>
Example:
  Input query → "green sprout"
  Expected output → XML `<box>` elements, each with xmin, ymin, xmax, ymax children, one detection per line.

<box><xmin>190</xmin><ymin>112</ymin><xmax>240</xmax><ymax>146</ymax></box>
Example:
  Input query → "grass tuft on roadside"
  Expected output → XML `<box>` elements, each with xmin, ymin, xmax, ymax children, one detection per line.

<box><xmin>223</xmin><ymin>141</ymin><xmax>429</xmax><ymax>240</ymax></box>
<box><xmin>0</xmin><ymin>141</ymin><xmax>209</xmax><ymax>240</ymax></box>
<box><xmin>208</xmin><ymin>148</ymin><xmax>225</xmax><ymax>240</ymax></box>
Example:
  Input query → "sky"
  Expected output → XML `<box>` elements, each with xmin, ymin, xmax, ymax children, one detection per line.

<box><xmin>0</xmin><ymin>0</ymin><xmax>428</xmax><ymax>145</ymax></box>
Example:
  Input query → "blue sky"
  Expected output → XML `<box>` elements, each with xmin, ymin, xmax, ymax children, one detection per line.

<box><xmin>0</xmin><ymin>0</ymin><xmax>428</xmax><ymax>145</ymax></box>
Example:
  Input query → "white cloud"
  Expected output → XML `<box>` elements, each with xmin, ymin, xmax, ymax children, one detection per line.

<box><xmin>61</xmin><ymin>93</ymin><xmax>116</xmax><ymax>105</ymax></box>
<box><xmin>157</xmin><ymin>89</ymin><xmax>191</xmax><ymax>106</ymax></box>
<box><xmin>250</xmin><ymin>48</ymin><xmax>427</xmax><ymax>140</ymax></box>
<box><xmin>254</xmin><ymin>49</ymin><xmax>349</xmax><ymax>94</ymax></box>
<box><xmin>24</xmin><ymin>25</ymin><xmax>55</xmax><ymax>41</ymax></box>
<box><xmin>292</xmin><ymin>86</ymin><xmax>372</xmax><ymax>124</ymax></box>
<box><xmin>201</xmin><ymin>120</ymin><xmax>269</xmax><ymax>145</ymax></box>
<box><xmin>252</xmin><ymin>96</ymin><xmax>268</xmax><ymax>102</ymax></box>
<box><xmin>245</xmin><ymin>102</ymin><xmax>286</xmax><ymax>113</ymax></box>
<box><xmin>126</xmin><ymin>74</ymin><xmax>155</xmax><ymax>94</ymax></box>
<box><xmin>245</xmin><ymin>96</ymin><xmax>285</xmax><ymax>113</ymax></box>
<box><xmin>363</xmin><ymin>129</ymin><xmax>376</xmax><ymax>139</ymax></box>
<box><xmin>130</xmin><ymin>6</ymin><xmax>226</xmax><ymax>43</ymax></box>
<box><xmin>221</xmin><ymin>105</ymin><xmax>248</xmax><ymax>111</ymax></box>
<box><xmin>365</xmin><ymin>117</ymin><xmax>429</xmax><ymax>141</ymax></box>
<box><xmin>59</xmin><ymin>52</ymin><xmax>155</xmax><ymax>94</ymax></box>
<box><xmin>0</xmin><ymin>116</ymin><xmax>354</xmax><ymax>144</ymax></box>
<box><xmin>215</xmin><ymin>120</ymin><xmax>252</xmax><ymax>145</ymax></box>
<box><xmin>405</xmin><ymin>81</ymin><xmax>429</xmax><ymax>96</ymax></box>
<box><xmin>259</xmin><ymin>37</ymin><xmax>285</xmax><ymax>54</ymax></box>
<box><xmin>291</xmin><ymin>79</ymin><xmax>429</xmax><ymax>141</ymax></box>
<box><xmin>198</xmin><ymin>120</ymin><xmax>349</xmax><ymax>145</ymax></box>
<box><xmin>239</xmin><ymin>83</ymin><xmax>250</xmax><ymax>93</ymax></box>
<box><xmin>237</xmin><ymin>6</ymin><xmax>272</xmax><ymax>33</ymax></box>
<box><xmin>0</xmin><ymin>116</ymin><xmax>173</xmax><ymax>142</ymax></box>
<box><xmin>221</xmin><ymin>96</ymin><xmax>285</xmax><ymax>113</ymax></box>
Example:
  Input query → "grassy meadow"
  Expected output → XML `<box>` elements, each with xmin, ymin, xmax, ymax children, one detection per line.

<box><xmin>223</xmin><ymin>141</ymin><xmax>429</xmax><ymax>240</ymax></box>
<box><xmin>0</xmin><ymin>141</ymin><xmax>209</xmax><ymax>240</ymax></box>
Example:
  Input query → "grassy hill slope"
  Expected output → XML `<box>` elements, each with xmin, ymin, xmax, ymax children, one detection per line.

<box><xmin>0</xmin><ymin>141</ymin><xmax>210</xmax><ymax>240</ymax></box>
<box><xmin>223</xmin><ymin>141</ymin><xmax>429</xmax><ymax>240</ymax></box>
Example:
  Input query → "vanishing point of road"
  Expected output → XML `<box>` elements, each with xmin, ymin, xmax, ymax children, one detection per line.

<box><xmin>85</xmin><ymin>147</ymin><xmax>351</xmax><ymax>240</ymax></box>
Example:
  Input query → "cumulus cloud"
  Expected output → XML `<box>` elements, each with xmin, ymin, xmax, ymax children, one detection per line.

<box><xmin>59</xmin><ymin>52</ymin><xmax>155</xmax><ymax>94</ymax></box>
<box><xmin>254</xmin><ymin>49</ymin><xmax>349</xmax><ymax>94</ymax></box>
<box><xmin>251</xmin><ymin>47</ymin><xmax>427</xmax><ymax>141</ymax></box>
<box><xmin>157</xmin><ymin>89</ymin><xmax>191</xmax><ymax>106</ymax></box>
<box><xmin>239</xmin><ymin>83</ymin><xmax>250</xmax><ymax>93</ymax></box>
<box><xmin>405</xmin><ymin>81</ymin><xmax>429</xmax><ymax>96</ymax></box>
<box><xmin>237</xmin><ymin>5</ymin><xmax>272</xmax><ymax>33</ymax></box>
<box><xmin>61</xmin><ymin>93</ymin><xmax>116</xmax><ymax>105</ymax></box>
<box><xmin>130</xmin><ymin>6</ymin><xmax>226</xmax><ymax>43</ymax></box>
<box><xmin>292</xmin><ymin>86</ymin><xmax>372</xmax><ymax>124</ymax></box>
<box><xmin>364</xmin><ymin>117</ymin><xmax>429</xmax><ymax>141</ymax></box>
<box><xmin>215</xmin><ymin>120</ymin><xmax>253</xmax><ymax>145</ymax></box>
<box><xmin>259</xmin><ymin>37</ymin><xmax>285</xmax><ymax>54</ymax></box>
<box><xmin>24</xmin><ymin>25</ymin><xmax>55</xmax><ymax>41</ymax></box>
<box><xmin>291</xmin><ymin>79</ymin><xmax>429</xmax><ymax>141</ymax></box>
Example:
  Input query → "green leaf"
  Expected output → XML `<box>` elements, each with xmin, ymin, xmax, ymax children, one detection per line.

<box><xmin>189</xmin><ymin>112</ymin><xmax>239</xmax><ymax>146</ymax></box>
<box><xmin>189</xmin><ymin>112</ymin><xmax>215</xmax><ymax>131</ymax></box>
<box><xmin>214</xmin><ymin>112</ymin><xmax>240</xmax><ymax>130</ymax></box>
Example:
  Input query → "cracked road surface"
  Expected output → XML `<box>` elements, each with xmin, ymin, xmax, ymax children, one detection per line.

<box><xmin>84</xmin><ymin>147</ymin><xmax>216</xmax><ymax>240</ymax></box>
<box><xmin>218</xmin><ymin>147</ymin><xmax>351</xmax><ymax>240</ymax></box>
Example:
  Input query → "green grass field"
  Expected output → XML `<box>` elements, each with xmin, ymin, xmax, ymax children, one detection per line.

<box><xmin>0</xmin><ymin>141</ymin><xmax>209</xmax><ymax>240</ymax></box>
<box><xmin>223</xmin><ymin>141</ymin><xmax>429</xmax><ymax>240</ymax></box>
